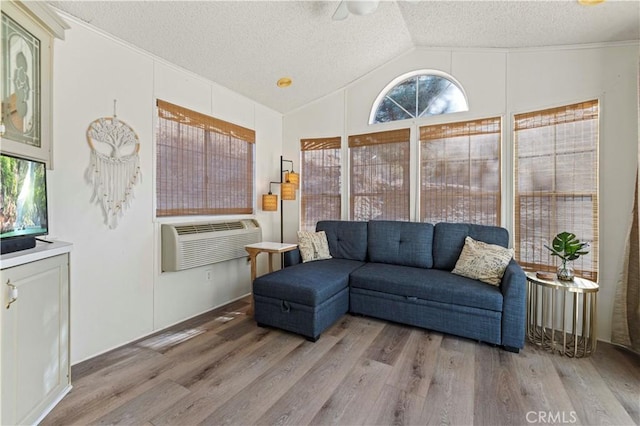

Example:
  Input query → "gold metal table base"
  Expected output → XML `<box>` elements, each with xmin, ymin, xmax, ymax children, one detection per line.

<box><xmin>525</xmin><ymin>272</ymin><xmax>598</xmax><ymax>358</ymax></box>
<box><xmin>527</xmin><ymin>324</ymin><xmax>596</xmax><ymax>358</ymax></box>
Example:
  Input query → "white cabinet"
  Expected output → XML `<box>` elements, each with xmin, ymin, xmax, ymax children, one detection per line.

<box><xmin>0</xmin><ymin>242</ymin><xmax>71</xmax><ymax>425</ymax></box>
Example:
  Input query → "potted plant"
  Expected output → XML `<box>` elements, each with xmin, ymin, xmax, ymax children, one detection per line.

<box><xmin>544</xmin><ymin>232</ymin><xmax>590</xmax><ymax>281</ymax></box>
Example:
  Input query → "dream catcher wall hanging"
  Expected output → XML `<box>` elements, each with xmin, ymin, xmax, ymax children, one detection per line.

<box><xmin>86</xmin><ymin>101</ymin><xmax>141</xmax><ymax>229</ymax></box>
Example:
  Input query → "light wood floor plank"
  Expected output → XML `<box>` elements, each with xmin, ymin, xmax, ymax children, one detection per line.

<box><xmin>42</xmin><ymin>296</ymin><xmax>640</xmax><ymax>426</ymax></box>
<box><xmin>258</xmin><ymin>317</ymin><xmax>386</xmax><ymax>426</ymax></box>
<box><xmin>364</xmin><ymin>384</ymin><xmax>426</xmax><ymax>426</ymax></box>
<box><xmin>421</xmin><ymin>336</ymin><xmax>476</xmax><ymax>426</ymax></box>
<box><xmin>363</xmin><ymin>322</ymin><xmax>412</xmax><ymax>366</ymax></box>
<box><xmin>591</xmin><ymin>342</ymin><xmax>640</xmax><ymax>424</ymax></box>
<box><xmin>93</xmin><ymin>380</ymin><xmax>190</xmax><ymax>425</ymax></box>
<box><xmin>41</xmin><ymin>347</ymin><xmax>170</xmax><ymax>425</ymax></box>
<box><xmin>510</xmin><ymin>345</ymin><xmax>577</xmax><ymax>418</ymax></box>
<box><xmin>552</xmin><ymin>353</ymin><xmax>637</xmax><ymax>425</ymax></box>
<box><xmin>385</xmin><ymin>329</ymin><xmax>443</xmax><ymax>398</ymax></box>
<box><xmin>151</xmin><ymin>331</ymin><xmax>303</xmax><ymax>425</ymax></box>
<box><xmin>199</xmin><ymin>335</ymin><xmax>339</xmax><ymax>426</ymax></box>
<box><xmin>309</xmin><ymin>357</ymin><xmax>392</xmax><ymax>426</ymax></box>
<box><xmin>474</xmin><ymin>342</ymin><xmax>530</xmax><ymax>426</ymax></box>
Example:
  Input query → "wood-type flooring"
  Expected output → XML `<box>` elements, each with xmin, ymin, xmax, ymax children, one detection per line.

<box><xmin>43</xmin><ymin>297</ymin><xmax>640</xmax><ymax>426</ymax></box>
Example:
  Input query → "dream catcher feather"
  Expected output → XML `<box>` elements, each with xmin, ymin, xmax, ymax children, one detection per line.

<box><xmin>85</xmin><ymin>102</ymin><xmax>141</xmax><ymax>229</ymax></box>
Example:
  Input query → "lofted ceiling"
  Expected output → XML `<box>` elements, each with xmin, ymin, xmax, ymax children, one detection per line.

<box><xmin>48</xmin><ymin>0</ymin><xmax>640</xmax><ymax>114</ymax></box>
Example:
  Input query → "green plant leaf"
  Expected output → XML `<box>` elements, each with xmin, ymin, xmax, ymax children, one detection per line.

<box><xmin>545</xmin><ymin>231</ymin><xmax>589</xmax><ymax>261</ymax></box>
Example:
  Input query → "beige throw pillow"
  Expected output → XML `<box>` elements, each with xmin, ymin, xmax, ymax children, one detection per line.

<box><xmin>452</xmin><ymin>236</ymin><xmax>514</xmax><ymax>286</ymax></box>
<box><xmin>297</xmin><ymin>231</ymin><xmax>332</xmax><ymax>263</ymax></box>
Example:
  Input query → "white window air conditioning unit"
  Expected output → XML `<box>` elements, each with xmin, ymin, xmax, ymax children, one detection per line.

<box><xmin>161</xmin><ymin>219</ymin><xmax>262</xmax><ymax>272</ymax></box>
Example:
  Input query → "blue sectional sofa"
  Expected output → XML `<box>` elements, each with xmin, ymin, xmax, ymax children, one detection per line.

<box><xmin>252</xmin><ymin>220</ymin><xmax>527</xmax><ymax>352</ymax></box>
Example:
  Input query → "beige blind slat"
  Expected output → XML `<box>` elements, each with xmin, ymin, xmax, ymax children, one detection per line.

<box><xmin>156</xmin><ymin>100</ymin><xmax>254</xmax><ymax>217</ymax></box>
<box><xmin>301</xmin><ymin>137</ymin><xmax>341</xmax><ymax>231</ymax></box>
<box><xmin>301</xmin><ymin>137</ymin><xmax>341</xmax><ymax>151</ymax></box>
<box><xmin>514</xmin><ymin>100</ymin><xmax>599</xmax><ymax>281</ymax></box>
<box><xmin>514</xmin><ymin>99</ymin><xmax>598</xmax><ymax>131</ymax></box>
<box><xmin>348</xmin><ymin>128</ymin><xmax>411</xmax><ymax>147</ymax></box>
<box><xmin>419</xmin><ymin>117</ymin><xmax>501</xmax><ymax>226</ymax></box>
<box><xmin>157</xmin><ymin>99</ymin><xmax>255</xmax><ymax>143</ymax></box>
<box><xmin>349</xmin><ymin>129</ymin><xmax>410</xmax><ymax>221</ymax></box>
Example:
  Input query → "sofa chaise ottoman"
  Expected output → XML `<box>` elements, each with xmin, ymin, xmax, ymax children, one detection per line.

<box><xmin>252</xmin><ymin>221</ymin><xmax>368</xmax><ymax>341</ymax></box>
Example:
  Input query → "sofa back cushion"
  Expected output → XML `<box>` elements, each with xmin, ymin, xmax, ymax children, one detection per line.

<box><xmin>433</xmin><ymin>222</ymin><xmax>509</xmax><ymax>271</ymax></box>
<box><xmin>316</xmin><ymin>221</ymin><xmax>368</xmax><ymax>261</ymax></box>
<box><xmin>368</xmin><ymin>220</ymin><xmax>434</xmax><ymax>268</ymax></box>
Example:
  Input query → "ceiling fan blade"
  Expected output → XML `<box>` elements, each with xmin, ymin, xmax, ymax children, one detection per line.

<box><xmin>332</xmin><ymin>1</ymin><xmax>349</xmax><ymax>21</ymax></box>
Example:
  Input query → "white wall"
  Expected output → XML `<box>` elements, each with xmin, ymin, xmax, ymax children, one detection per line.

<box><xmin>283</xmin><ymin>43</ymin><xmax>639</xmax><ymax>342</ymax></box>
<box><xmin>50</xmin><ymin>16</ymin><xmax>282</xmax><ymax>364</ymax></box>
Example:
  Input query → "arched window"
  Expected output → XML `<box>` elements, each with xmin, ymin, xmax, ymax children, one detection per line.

<box><xmin>370</xmin><ymin>70</ymin><xmax>468</xmax><ymax>124</ymax></box>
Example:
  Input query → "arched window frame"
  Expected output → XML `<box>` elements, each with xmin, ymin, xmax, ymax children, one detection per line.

<box><xmin>369</xmin><ymin>69</ymin><xmax>469</xmax><ymax>125</ymax></box>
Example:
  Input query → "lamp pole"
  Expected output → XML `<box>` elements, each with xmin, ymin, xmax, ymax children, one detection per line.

<box><xmin>280</xmin><ymin>155</ymin><xmax>284</xmax><ymax>244</ymax></box>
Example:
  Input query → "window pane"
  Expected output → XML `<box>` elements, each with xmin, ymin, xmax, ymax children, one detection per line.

<box><xmin>371</xmin><ymin>72</ymin><xmax>468</xmax><ymax>124</ymax></box>
<box><xmin>420</xmin><ymin>117</ymin><xmax>501</xmax><ymax>225</ymax></box>
<box><xmin>386</xmin><ymin>78</ymin><xmax>417</xmax><ymax>117</ymax></box>
<box><xmin>514</xmin><ymin>100</ymin><xmax>599</xmax><ymax>280</ymax></box>
<box><xmin>374</xmin><ymin>97</ymin><xmax>412</xmax><ymax>123</ymax></box>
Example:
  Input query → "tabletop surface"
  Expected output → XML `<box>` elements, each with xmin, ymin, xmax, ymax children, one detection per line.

<box><xmin>244</xmin><ymin>242</ymin><xmax>298</xmax><ymax>252</ymax></box>
<box><xmin>525</xmin><ymin>271</ymin><xmax>599</xmax><ymax>292</ymax></box>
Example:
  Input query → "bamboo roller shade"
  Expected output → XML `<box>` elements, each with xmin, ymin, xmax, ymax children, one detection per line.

<box><xmin>157</xmin><ymin>99</ymin><xmax>255</xmax><ymax>143</ymax></box>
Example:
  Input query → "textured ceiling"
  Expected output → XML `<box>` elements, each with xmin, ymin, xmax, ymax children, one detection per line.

<box><xmin>49</xmin><ymin>0</ymin><xmax>640</xmax><ymax>114</ymax></box>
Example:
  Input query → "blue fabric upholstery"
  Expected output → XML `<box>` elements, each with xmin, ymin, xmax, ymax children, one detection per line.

<box><xmin>283</xmin><ymin>249</ymin><xmax>302</xmax><ymax>267</ymax></box>
<box><xmin>253</xmin><ymin>220</ymin><xmax>526</xmax><ymax>351</ymax></box>
<box><xmin>350</xmin><ymin>263</ymin><xmax>502</xmax><ymax>312</ymax></box>
<box><xmin>367</xmin><ymin>221</ymin><xmax>434</xmax><ymax>268</ymax></box>
<box><xmin>254</xmin><ymin>287</ymin><xmax>349</xmax><ymax>341</ymax></box>
<box><xmin>500</xmin><ymin>259</ymin><xmax>527</xmax><ymax>348</ymax></box>
<box><xmin>316</xmin><ymin>221</ymin><xmax>368</xmax><ymax>261</ymax></box>
<box><xmin>350</xmin><ymin>288</ymin><xmax>502</xmax><ymax>345</ymax></box>
<box><xmin>253</xmin><ymin>258</ymin><xmax>364</xmax><ymax>305</ymax></box>
<box><xmin>433</xmin><ymin>222</ymin><xmax>509</xmax><ymax>271</ymax></box>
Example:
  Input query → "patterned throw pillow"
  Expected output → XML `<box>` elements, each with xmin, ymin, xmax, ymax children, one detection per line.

<box><xmin>297</xmin><ymin>231</ymin><xmax>332</xmax><ymax>263</ymax></box>
<box><xmin>452</xmin><ymin>236</ymin><xmax>514</xmax><ymax>286</ymax></box>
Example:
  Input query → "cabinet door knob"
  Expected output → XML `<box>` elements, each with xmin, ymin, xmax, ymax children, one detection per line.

<box><xmin>6</xmin><ymin>280</ymin><xmax>18</xmax><ymax>309</ymax></box>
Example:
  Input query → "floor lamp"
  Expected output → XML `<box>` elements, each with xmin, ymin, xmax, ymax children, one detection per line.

<box><xmin>261</xmin><ymin>156</ymin><xmax>300</xmax><ymax>244</ymax></box>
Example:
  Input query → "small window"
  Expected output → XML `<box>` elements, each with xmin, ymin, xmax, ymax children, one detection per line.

<box><xmin>420</xmin><ymin>117</ymin><xmax>501</xmax><ymax>226</ymax></box>
<box><xmin>370</xmin><ymin>71</ymin><xmax>468</xmax><ymax>124</ymax></box>
<box><xmin>514</xmin><ymin>100</ymin><xmax>599</xmax><ymax>281</ymax></box>
<box><xmin>156</xmin><ymin>100</ymin><xmax>255</xmax><ymax>217</ymax></box>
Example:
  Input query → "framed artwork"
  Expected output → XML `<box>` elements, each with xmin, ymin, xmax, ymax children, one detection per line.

<box><xmin>2</xmin><ymin>11</ymin><xmax>41</xmax><ymax>148</ymax></box>
<box><xmin>1</xmin><ymin>1</ymin><xmax>67</xmax><ymax>168</ymax></box>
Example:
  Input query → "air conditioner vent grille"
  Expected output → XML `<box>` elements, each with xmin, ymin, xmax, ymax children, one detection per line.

<box><xmin>174</xmin><ymin>221</ymin><xmax>245</xmax><ymax>235</ymax></box>
<box><xmin>161</xmin><ymin>219</ymin><xmax>261</xmax><ymax>272</ymax></box>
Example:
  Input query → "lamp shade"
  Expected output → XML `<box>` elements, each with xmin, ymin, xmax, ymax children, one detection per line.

<box><xmin>285</xmin><ymin>171</ymin><xmax>300</xmax><ymax>188</ymax></box>
<box><xmin>281</xmin><ymin>182</ymin><xmax>296</xmax><ymax>200</ymax></box>
<box><xmin>262</xmin><ymin>193</ymin><xmax>278</xmax><ymax>211</ymax></box>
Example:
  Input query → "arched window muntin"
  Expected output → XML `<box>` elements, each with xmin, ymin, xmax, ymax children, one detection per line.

<box><xmin>369</xmin><ymin>69</ymin><xmax>469</xmax><ymax>125</ymax></box>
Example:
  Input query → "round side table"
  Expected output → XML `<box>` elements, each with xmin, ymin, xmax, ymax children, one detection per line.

<box><xmin>525</xmin><ymin>271</ymin><xmax>599</xmax><ymax>358</ymax></box>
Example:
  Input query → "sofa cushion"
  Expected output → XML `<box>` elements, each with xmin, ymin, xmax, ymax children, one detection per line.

<box><xmin>297</xmin><ymin>230</ymin><xmax>332</xmax><ymax>262</ymax></box>
<box><xmin>452</xmin><ymin>236</ymin><xmax>514</xmax><ymax>286</ymax></box>
<box><xmin>349</xmin><ymin>263</ymin><xmax>503</xmax><ymax>312</ymax></box>
<box><xmin>433</xmin><ymin>222</ymin><xmax>509</xmax><ymax>271</ymax></box>
<box><xmin>368</xmin><ymin>220</ymin><xmax>434</xmax><ymax>268</ymax></box>
<box><xmin>253</xmin><ymin>258</ymin><xmax>364</xmax><ymax>306</ymax></box>
<box><xmin>316</xmin><ymin>221</ymin><xmax>368</xmax><ymax>261</ymax></box>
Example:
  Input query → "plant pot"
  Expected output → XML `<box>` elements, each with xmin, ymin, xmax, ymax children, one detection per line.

<box><xmin>557</xmin><ymin>261</ymin><xmax>575</xmax><ymax>281</ymax></box>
